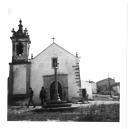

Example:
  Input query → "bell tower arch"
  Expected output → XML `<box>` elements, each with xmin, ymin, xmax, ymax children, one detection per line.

<box><xmin>11</xmin><ymin>19</ymin><xmax>31</xmax><ymax>63</ymax></box>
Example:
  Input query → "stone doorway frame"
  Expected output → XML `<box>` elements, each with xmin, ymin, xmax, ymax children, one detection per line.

<box><xmin>43</xmin><ymin>74</ymin><xmax>68</xmax><ymax>102</ymax></box>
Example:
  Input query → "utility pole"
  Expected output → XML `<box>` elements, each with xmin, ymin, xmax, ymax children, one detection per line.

<box><xmin>108</xmin><ymin>74</ymin><xmax>112</xmax><ymax>97</ymax></box>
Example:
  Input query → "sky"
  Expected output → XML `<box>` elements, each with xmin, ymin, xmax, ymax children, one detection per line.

<box><xmin>7</xmin><ymin>0</ymin><xmax>126</xmax><ymax>82</ymax></box>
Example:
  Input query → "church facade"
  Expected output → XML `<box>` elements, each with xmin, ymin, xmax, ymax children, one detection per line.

<box><xmin>8</xmin><ymin>20</ymin><xmax>81</xmax><ymax>105</ymax></box>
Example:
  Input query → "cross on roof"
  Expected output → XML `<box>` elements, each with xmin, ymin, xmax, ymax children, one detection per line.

<box><xmin>51</xmin><ymin>37</ymin><xmax>55</xmax><ymax>43</ymax></box>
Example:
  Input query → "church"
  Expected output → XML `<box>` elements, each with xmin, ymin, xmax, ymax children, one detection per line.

<box><xmin>8</xmin><ymin>20</ymin><xmax>82</xmax><ymax>105</ymax></box>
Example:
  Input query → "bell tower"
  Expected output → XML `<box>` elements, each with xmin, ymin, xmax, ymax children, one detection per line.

<box><xmin>8</xmin><ymin>20</ymin><xmax>31</xmax><ymax>104</ymax></box>
<box><xmin>11</xmin><ymin>19</ymin><xmax>31</xmax><ymax>63</ymax></box>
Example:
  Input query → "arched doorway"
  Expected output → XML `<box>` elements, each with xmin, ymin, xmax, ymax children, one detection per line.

<box><xmin>50</xmin><ymin>81</ymin><xmax>62</xmax><ymax>101</ymax></box>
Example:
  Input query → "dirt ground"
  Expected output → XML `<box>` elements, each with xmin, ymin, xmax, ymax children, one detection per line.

<box><xmin>8</xmin><ymin>101</ymin><xmax>119</xmax><ymax>122</ymax></box>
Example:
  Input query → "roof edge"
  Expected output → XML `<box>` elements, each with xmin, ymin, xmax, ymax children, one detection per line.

<box><xmin>32</xmin><ymin>42</ymin><xmax>79</xmax><ymax>60</ymax></box>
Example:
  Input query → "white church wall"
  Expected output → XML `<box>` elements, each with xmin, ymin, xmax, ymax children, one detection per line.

<box><xmin>13</xmin><ymin>65</ymin><xmax>26</xmax><ymax>94</ymax></box>
<box><xmin>30</xmin><ymin>43</ymin><xmax>80</xmax><ymax>103</ymax></box>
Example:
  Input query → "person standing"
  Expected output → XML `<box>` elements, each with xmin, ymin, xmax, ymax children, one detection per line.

<box><xmin>39</xmin><ymin>87</ymin><xmax>46</xmax><ymax>107</ymax></box>
<box><xmin>27</xmin><ymin>87</ymin><xmax>36</xmax><ymax>108</ymax></box>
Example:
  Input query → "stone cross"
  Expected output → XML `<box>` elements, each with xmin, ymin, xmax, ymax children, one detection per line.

<box><xmin>51</xmin><ymin>37</ymin><xmax>55</xmax><ymax>43</ymax></box>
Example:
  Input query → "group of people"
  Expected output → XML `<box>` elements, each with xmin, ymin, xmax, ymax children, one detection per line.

<box><xmin>27</xmin><ymin>86</ymin><xmax>46</xmax><ymax>108</ymax></box>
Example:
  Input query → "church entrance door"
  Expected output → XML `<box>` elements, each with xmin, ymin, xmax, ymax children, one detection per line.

<box><xmin>50</xmin><ymin>81</ymin><xmax>62</xmax><ymax>101</ymax></box>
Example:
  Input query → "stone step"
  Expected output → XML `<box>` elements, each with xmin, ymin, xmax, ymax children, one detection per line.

<box><xmin>43</xmin><ymin>102</ymin><xmax>72</xmax><ymax>108</ymax></box>
<box><xmin>32</xmin><ymin>106</ymin><xmax>78</xmax><ymax>112</ymax></box>
<box><xmin>8</xmin><ymin>94</ymin><xmax>28</xmax><ymax>106</ymax></box>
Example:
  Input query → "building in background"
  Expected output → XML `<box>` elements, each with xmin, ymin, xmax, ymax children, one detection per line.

<box><xmin>96</xmin><ymin>78</ymin><xmax>120</xmax><ymax>96</ymax></box>
<box><xmin>81</xmin><ymin>80</ymin><xmax>96</xmax><ymax>100</ymax></box>
<box><xmin>88</xmin><ymin>80</ymin><xmax>97</xmax><ymax>94</ymax></box>
<box><xmin>111</xmin><ymin>82</ymin><xmax>120</xmax><ymax>96</ymax></box>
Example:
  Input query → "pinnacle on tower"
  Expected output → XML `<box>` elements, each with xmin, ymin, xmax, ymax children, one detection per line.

<box><xmin>18</xmin><ymin>19</ymin><xmax>23</xmax><ymax>33</ymax></box>
<box><xmin>11</xmin><ymin>19</ymin><xmax>30</xmax><ymax>41</ymax></box>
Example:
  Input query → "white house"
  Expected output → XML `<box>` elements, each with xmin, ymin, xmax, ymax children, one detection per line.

<box><xmin>81</xmin><ymin>81</ymin><xmax>93</xmax><ymax>99</ymax></box>
<box><xmin>8</xmin><ymin>20</ymin><xmax>81</xmax><ymax>105</ymax></box>
<box><xmin>89</xmin><ymin>81</ymin><xmax>97</xmax><ymax>94</ymax></box>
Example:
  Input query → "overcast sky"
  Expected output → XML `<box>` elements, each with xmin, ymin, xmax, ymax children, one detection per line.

<box><xmin>7</xmin><ymin>0</ymin><xmax>126</xmax><ymax>82</ymax></box>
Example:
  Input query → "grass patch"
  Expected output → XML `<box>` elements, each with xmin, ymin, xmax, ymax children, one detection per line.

<box><xmin>77</xmin><ymin>104</ymin><xmax>119</xmax><ymax>122</ymax></box>
<box><xmin>8</xmin><ymin>103</ymin><xmax>119</xmax><ymax>122</ymax></box>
